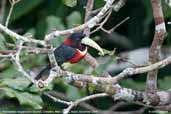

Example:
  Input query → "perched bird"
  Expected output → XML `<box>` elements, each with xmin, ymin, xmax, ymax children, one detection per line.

<box><xmin>28</xmin><ymin>32</ymin><xmax>104</xmax><ymax>88</ymax></box>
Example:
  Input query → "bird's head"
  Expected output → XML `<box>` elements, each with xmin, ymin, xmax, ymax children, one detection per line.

<box><xmin>64</xmin><ymin>32</ymin><xmax>104</xmax><ymax>55</ymax></box>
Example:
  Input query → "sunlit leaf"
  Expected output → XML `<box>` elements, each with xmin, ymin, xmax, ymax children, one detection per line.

<box><xmin>98</xmin><ymin>48</ymin><xmax>116</xmax><ymax>56</ymax></box>
<box><xmin>88</xmin><ymin>83</ymin><xmax>95</xmax><ymax>94</ymax></box>
<box><xmin>62</xmin><ymin>0</ymin><xmax>77</xmax><ymax>7</ymax></box>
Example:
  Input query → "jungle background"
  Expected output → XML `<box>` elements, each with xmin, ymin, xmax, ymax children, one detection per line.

<box><xmin>0</xmin><ymin>0</ymin><xmax>171</xmax><ymax>114</ymax></box>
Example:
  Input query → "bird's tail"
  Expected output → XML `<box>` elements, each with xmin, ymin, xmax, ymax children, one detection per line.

<box><xmin>27</xmin><ymin>65</ymin><xmax>51</xmax><ymax>88</ymax></box>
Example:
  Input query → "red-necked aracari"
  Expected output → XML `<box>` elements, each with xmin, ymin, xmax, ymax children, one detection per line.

<box><xmin>28</xmin><ymin>32</ymin><xmax>103</xmax><ymax>88</ymax></box>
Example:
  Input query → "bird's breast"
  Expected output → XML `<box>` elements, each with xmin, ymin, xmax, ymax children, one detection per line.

<box><xmin>69</xmin><ymin>47</ymin><xmax>87</xmax><ymax>63</ymax></box>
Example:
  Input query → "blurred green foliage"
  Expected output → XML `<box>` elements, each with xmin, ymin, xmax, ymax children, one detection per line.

<box><xmin>62</xmin><ymin>0</ymin><xmax>77</xmax><ymax>7</ymax></box>
<box><xmin>0</xmin><ymin>0</ymin><xmax>171</xmax><ymax>113</ymax></box>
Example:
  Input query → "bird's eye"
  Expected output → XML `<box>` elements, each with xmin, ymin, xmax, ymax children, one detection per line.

<box><xmin>76</xmin><ymin>38</ymin><xmax>81</xmax><ymax>41</ymax></box>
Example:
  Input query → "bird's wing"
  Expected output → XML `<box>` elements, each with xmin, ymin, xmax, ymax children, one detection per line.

<box><xmin>35</xmin><ymin>65</ymin><xmax>51</xmax><ymax>81</ymax></box>
<box><xmin>27</xmin><ymin>65</ymin><xmax>51</xmax><ymax>88</ymax></box>
<box><xmin>27</xmin><ymin>45</ymin><xmax>76</xmax><ymax>88</ymax></box>
<box><xmin>54</xmin><ymin>44</ymin><xmax>76</xmax><ymax>65</ymax></box>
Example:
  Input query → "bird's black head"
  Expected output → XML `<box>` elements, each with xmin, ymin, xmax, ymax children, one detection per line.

<box><xmin>64</xmin><ymin>32</ymin><xmax>104</xmax><ymax>55</ymax></box>
<box><xmin>70</xmin><ymin>32</ymin><xmax>85</xmax><ymax>42</ymax></box>
<box><xmin>70</xmin><ymin>32</ymin><xmax>86</xmax><ymax>51</ymax></box>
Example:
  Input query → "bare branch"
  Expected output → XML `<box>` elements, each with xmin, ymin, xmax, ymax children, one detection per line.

<box><xmin>84</xmin><ymin>0</ymin><xmax>93</xmax><ymax>36</ymax></box>
<box><xmin>5</xmin><ymin>0</ymin><xmax>22</xmax><ymax>27</ymax></box>
<box><xmin>44</xmin><ymin>92</ymin><xmax>72</xmax><ymax>105</ymax></box>
<box><xmin>91</xmin><ymin>9</ymin><xmax>112</xmax><ymax>34</ymax></box>
<box><xmin>146</xmin><ymin>0</ymin><xmax>166</xmax><ymax>105</ymax></box>
<box><xmin>83</xmin><ymin>0</ymin><xmax>99</xmax><ymax>68</ymax></box>
<box><xmin>0</xmin><ymin>24</ymin><xmax>45</xmax><ymax>45</ymax></box>
<box><xmin>62</xmin><ymin>56</ymin><xmax>171</xmax><ymax>85</ymax></box>
<box><xmin>113</xmin><ymin>0</ymin><xmax>126</xmax><ymax>12</ymax></box>
<box><xmin>11</xmin><ymin>40</ymin><xmax>35</xmax><ymax>83</ymax></box>
<box><xmin>45</xmin><ymin>91</ymin><xmax>98</xmax><ymax>111</ymax></box>
<box><xmin>1</xmin><ymin>0</ymin><xmax>171</xmax><ymax>111</ymax></box>
<box><xmin>45</xmin><ymin>0</ymin><xmax>115</xmax><ymax>41</ymax></box>
<box><xmin>63</xmin><ymin>93</ymin><xmax>108</xmax><ymax>114</ymax></box>
<box><xmin>84</xmin><ymin>53</ymin><xmax>98</xmax><ymax>68</ymax></box>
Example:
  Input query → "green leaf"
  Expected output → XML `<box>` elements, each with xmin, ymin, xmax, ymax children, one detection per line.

<box><xmin>29</xmin><ymin>85</ymin><xmax>52</xmax><ymax>93</ymax></box>
<box><xmin>14</xmin><ymin>92</ymin><xmax>43</xmax><ymax>109</ymax></box>
<box><xmin>0</xmin><ymin>33</ymin><xmax>6</xmax><ymax>50</ymax></box>
<box><xmin>46</xmin><ymin>16</ymin><xmax>66</xmax><ymax>47</ymax></box>
<box><xmin>10</xmin><ymin>0</ymin><xmax>43</xmax><ymax>23</ymax></box>
<box><xmin>62</xmin><ymin>0</ymin><xmax>77</xmax><ymax>7</ymax></box>
<box><xmin>0</xmin><ymin>73</ymin><xmax>43</xmax><ymax>109</ymax></box>
<box><xmin>159</xmin><ymin>76</ymin><xmax>171</xmax><ymax>90</ymax></box>
<box><xmin>163</xmin><ymin>2</ymin><xmax>171</xmax><ymax>18</ymax></box>
<box><xmin>0</xmin><ymin>87</ymin><xmax>43</xmax><ymax>109</ymax></box>
<box><xmin>98</xmin><ymin>48</ymin><xmax>116</xmax><ymax>56</ymax></box>
<box><xmin>88</xmin><ymin>83</ymin><xmax>95</xmax><ymax>93</ymax></box>
<box><xmin>66</xmin><ymin>85</ymin><xmax>81</xmax><ymax>100</ymax></box>
<box><xmin>66</xmin><ymin>11</ymin><xmax>82</xmax><ymax>28</ymax></box>
<box><xmin>0</xmin><ymin>65</ymin><xmax>20</xmax><ymax>79</ymax></box>
<box><xmin>0</xmin><ymin>77</ymin><xmax>30</xmax><ymax>91</ymax></box>
<box><xmin>0</xmin><ymin>87</ymin><xmax>15</xmax><ymax>98</ymax></box>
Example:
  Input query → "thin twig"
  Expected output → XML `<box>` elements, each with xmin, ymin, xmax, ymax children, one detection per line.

<box><xmin>63</xmin><ymin>93</ymin><xmax>108</xmax><ymax>114</ymax></box>
<box><xmin>91</xmin><ymin>9</ymin><xmax>112</xmax><ymax>34</ymax></box>
<box><xmin>11</xmin><ymin>40</ymin><xmax>35</xmax><ymax>83</ymax></box>
<box><xmin>44</xmin><ymin>92</ymin><xmax>71</xmax><ymax>105</ymax></box>
<box><xmin>45</xmin><ymin>0</ymin><xmax>115</xmax><ymax>41</ymax></box>
<box><xmin>106</xmin><ymin>17</ymin><xmax>130</xmax><ymax>33</ymax></box>
<box><xmin>5</xmin><ymin>0</ymin><xmax>22</xmax><ymax>27</ymax></box>
<box><xmin>45</xmin><ymin>91</ymin><xmax>98</xmax><ymax>111</ymax></box>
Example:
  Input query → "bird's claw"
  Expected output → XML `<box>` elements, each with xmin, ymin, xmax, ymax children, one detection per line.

<box><xmin>36</xmin><ymin>80</ymin><xmax>46</xmax><ymax>89</ymax></box>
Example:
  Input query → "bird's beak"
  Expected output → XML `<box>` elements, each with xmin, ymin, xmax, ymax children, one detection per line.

<box><xmin>81</xmin><ymin>37</ymin><xmax>104</xmax><ymax>55</ymax></box>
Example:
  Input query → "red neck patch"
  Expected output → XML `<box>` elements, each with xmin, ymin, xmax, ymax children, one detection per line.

<box><xmin>64</xmin><ymin>37</ymin><xmax>71</xmax><ymax>46</ymax></box>
<box><xmin>69</xmin><ymin>48</ymin><xmax>87</xmax><ymax>63</ymax></box>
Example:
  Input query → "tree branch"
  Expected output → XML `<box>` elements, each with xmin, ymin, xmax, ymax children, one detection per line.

<box><xmin>63</xmin><ymin>93</ymin><xmax>108</xmax><ymax>114</ymax></box>
<box><xmin>45</xmin><ymin>0</ymin><xmax>115</xmax><ymax>41</ymax></box>
<box><xmin>146</xmin><ymin>0</ymin><xmax>166</xmax><ymax>105</ymax></box>
<box><xmin>0</xmin><ymin>24</ymin><xmax>45</xmax><ymax>45</ymax></box>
